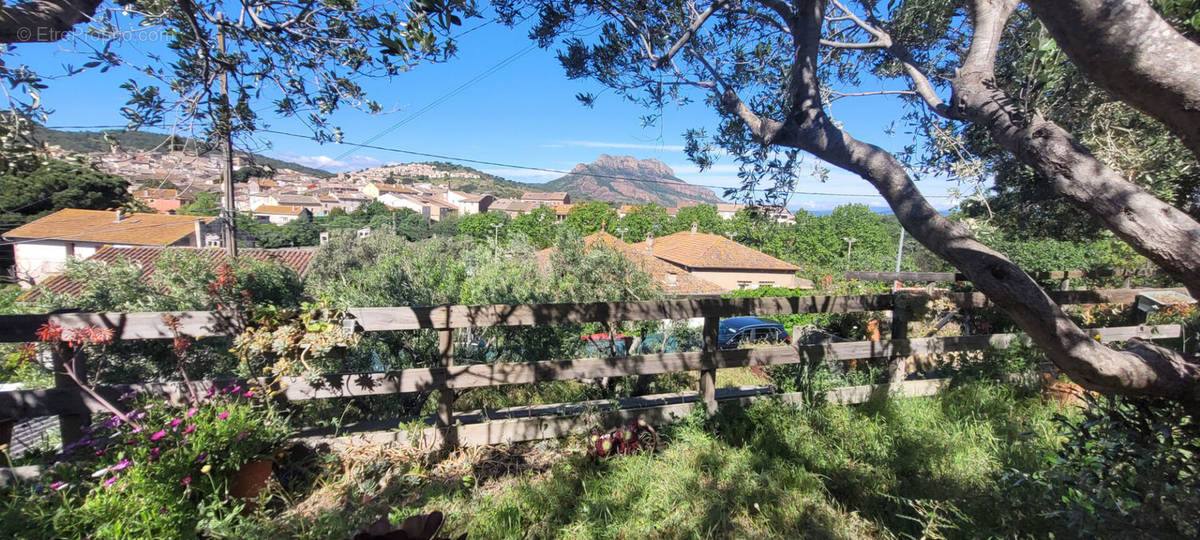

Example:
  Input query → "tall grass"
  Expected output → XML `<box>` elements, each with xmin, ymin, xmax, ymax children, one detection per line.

<box><xmin>266</xmin><ymin>380</ymin><xmax>1069</xmax><ymax>538</ymax></box>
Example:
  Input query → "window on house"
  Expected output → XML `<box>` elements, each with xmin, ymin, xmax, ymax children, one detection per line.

<box><xmin>737</xmin><ymin>280</ymin><xmax>752</xmax><ymax>289</ymax></box>
<box><xmin>758</xmin><ymin>281</ymin><xmax>775</xmax><ymax>287</ymax></box>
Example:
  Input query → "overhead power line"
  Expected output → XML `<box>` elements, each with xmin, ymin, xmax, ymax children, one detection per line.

<box><xmin>331</xmin><ymin>43</ymin><xmax>538</xmax><ymax>163</ymax></box>
<box><xmin>261</xmin><ymin>128</ymin><xmax>954</xmax><ymax>199</ymax></box>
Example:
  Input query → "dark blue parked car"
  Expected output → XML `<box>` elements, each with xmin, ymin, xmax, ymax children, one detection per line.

<box><xmin>718</xmin><ymin>317</ymin><xmax>790</xmax><ymax>350</ymax></box>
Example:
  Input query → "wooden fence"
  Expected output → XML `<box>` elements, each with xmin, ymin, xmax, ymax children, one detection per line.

<box><xmin>0</xmin><ymin>288</ymin><xmax>1185</xmax><ymax>452</ymax></box>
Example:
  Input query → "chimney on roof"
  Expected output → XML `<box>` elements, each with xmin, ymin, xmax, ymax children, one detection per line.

<box><xmin>645</xmin><ymin>232</ymin><xmax>653</xmax><ymax>254</ymax></box>
<box><xmin>193</xmin><ymin>219</ymin><xmax>204</xmax><ymax>246</ymax></box>
<box><xmin>319</xmin><ymin>231</ymin><xmax>330</xmax><ymax>246</ymax></box>
<box><xmin>115</xmin><ymin>208</ymin><xmax>125</xmax><ymax>223</ymax></box>
<box><xmin>690</xmin><ymin>222</ymin><xmax>698</xmax><ymax>234</ymax></box>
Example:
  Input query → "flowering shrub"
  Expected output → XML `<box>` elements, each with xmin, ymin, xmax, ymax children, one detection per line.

<box><xmin>0</xmin><ymin>386</ymin><xmax>292</xmax><ymax>538</ymax></box>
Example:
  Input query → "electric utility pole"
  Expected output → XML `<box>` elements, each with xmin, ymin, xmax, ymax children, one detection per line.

<box><xmin>217</xmin><ymin>23</ymin><xmax>238</xmax><ymax>257</ymax></box>
<box><xmin>894</xmin><ymin>228</ymin><xmax>905</xmax><ymax>272</ymax></box>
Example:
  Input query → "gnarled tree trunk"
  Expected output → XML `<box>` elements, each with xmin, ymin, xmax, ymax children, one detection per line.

<box><xmin>0</xmin><ymin>0</ymin><xmax>103</xmax><ymax>43</ymax></box>
<box><xmin>721</xmin><ymin>0</ymin><xmax>1200</xmax><ymax>401</ymax></box>
<box><xmin>1026</xmin><ymin>0</ymin><xmax>1200</xmax><ymax>162</ymax></box>
<box><xmin>949</xmin><ymin>0</ymin><xmax>1200</xmax><ymax>299</ymax></box>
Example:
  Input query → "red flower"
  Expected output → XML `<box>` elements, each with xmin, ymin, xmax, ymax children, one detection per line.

<box><xmin>35</xmin><ymin>322</ymin><xmax>64</xmax><ymax>342</ymax></box>
<box><xmin>172</xmin><ymin>336</ymin><xmax>192</xmax><ymax>356</ymax></box>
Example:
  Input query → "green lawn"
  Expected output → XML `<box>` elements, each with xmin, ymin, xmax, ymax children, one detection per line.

<box><xmin>261</xmin><ymin>380</ymin><xmax>1070</xmax><ymax>539</ymax></box>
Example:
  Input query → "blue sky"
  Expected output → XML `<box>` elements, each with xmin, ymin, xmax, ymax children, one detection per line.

<box><xmin>6</xmin><ymin>11</ymin><xmax>962</xmax><ymax>212</ymax></box>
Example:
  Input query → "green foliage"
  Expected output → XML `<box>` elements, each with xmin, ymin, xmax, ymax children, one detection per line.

<box><xmin>0</xmin><ymin>394</ymin><xmax>291</xmax><ymax>539</ymax></box>
<box><xmin>256</xmin><ymin>382</ymin><xmax>1067</xmax><ymax>538</ymax></box>
<box><xmin>177</xmin><ymin>191</ymin><xmax>220</xmax><ymax>216</ymax></box>
<box><xmin>30</xmin><ymin>251</ymin><xmax>305</xmax><ymax>382</ymax></box>
<box><xmin>998</xmin><ymin>395</ymin><xmax>1200</xmax><ymax>537</ymax></box>
<box><xmin>508</xmin><ymin>206</ymin><xmax>557</xmax><ymax>249</ymax></box>
<box><xmin>0</xmin><ymin>159</ymin><xmax>132</xmax><ymax>229</ymax></box>
<box><xmin>561</xmin><ymin>201</ymin><xmax>619</xmax><ymax>236</ymax></box>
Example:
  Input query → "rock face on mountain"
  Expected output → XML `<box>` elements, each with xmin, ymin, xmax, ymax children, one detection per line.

<box><xmin>542</xmin><ymin>155</ymin><xmax>723</xmax><ymax>206</ymax></box>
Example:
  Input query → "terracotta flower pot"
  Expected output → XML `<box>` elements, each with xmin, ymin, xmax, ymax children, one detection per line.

<box><xmin>230</xmin><ymin>459</ymin><xmax>273</xmax><ymax>503</ymax></box>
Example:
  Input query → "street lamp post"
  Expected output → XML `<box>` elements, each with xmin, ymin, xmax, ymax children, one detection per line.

<box><xmin>490</xmin><ymin>222</ymin><xmax>503</xmax><ymax>256</ymax></box>
<box><xmin>843</xmin><ymin>237</ymin><xmax>857</xmax><ymax>270</ymax></box>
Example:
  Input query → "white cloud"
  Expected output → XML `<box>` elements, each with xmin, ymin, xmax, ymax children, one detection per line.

<box><xmin>548</xmin><ymin>140</ymin><xmax>687</xmax><ymax>152</ymax></box>
<box><xmin>272</xmin><ymin>152</ymin><xmax>384</xmax><ymax>172</ymax></box>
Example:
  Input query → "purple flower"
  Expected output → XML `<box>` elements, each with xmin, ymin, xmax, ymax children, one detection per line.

<box><xmin>169</xmin><ymin>418</ymin><xmax>183</xmax><ymax>429</ymax></box>
<box><xmin>186</xmin><ymin>407</ymin><xmax>198</xmax><ymax>418</ymax></box>
<box><xmin>135</xmin><ymin>412</ymin><xmax>147</xmax><ymax>420</ymax></box>
<box><xmin>218</xmin><ymin>411</ymin><xmax>230</xmax><ymax>420</ymax></box>
<box><xmin>102</xmin><ymin>476</ymin><xmax>117</xmax><ymax>487</ymax></box>
<box><xmin>195</xmin><ymin>452</ymin><xmax>208</xmax><ymax>463</ymax></box>
<box><xmin>182</xmin><ymin>425</ymin><xmax>196</xmax><ymax>435</ymax></box>
<box><xmin>118</xmin><ymin>390</ymin><xmax>138</xmax><ymax>402</ymax></box>
<box><xmin>110</xmin><ymin>459</ymin><xmax>131</xmax><ymax>472</ymax></box>
<box><xmin>204</xmin><ymin>386</ymin><xmax>216</xmax><ymax>398</ymax></box>
<box><xmin>181</xmin><ymin>476</ymin><xmax>191</xmax><ymax>485</ymax></box>
<box><xmin>237</xmin><ymin>432</ymin><xmax>248</xmax><ymax>441</ymax></box>
<box><xmin>149</xmin><ymin>447</ymin><xmax>160</xmax><ymax>461</ymax></box>
<box><xmin>150</xmin><ymin>430</ymin><xmax>167</xmax><ymax>441</ymax></box>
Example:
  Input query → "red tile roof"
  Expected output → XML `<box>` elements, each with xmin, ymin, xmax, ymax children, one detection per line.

<box><xmin>631</xmin><ymin>231</ymin><xmax>801</xmax><ymax>272</ymax></box>
<box><xmin>22</xmin><ymin>246</ymin><xmax>317</xmax><ymax>301</ymax></box>
<box><xmin>538</xmin><ymin>232</ymin><xmax>726</xmax><ymax>296</ymax></box>
<box><xmin>2</xmin><ymin>209</ymin><xmax>208</xmax><ymax>246</ymax></box>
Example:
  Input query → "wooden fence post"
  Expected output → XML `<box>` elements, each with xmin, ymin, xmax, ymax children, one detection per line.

<box><xmin>52</xmin><ymin>348</ymin><xmax>88</xmax><ymax>446</ymax></box>
<box><xmin>436</xmin><ymin>329</ymin><xmax>456</xmax><ymax>448</ymax></box>
<box><xmin>888</xmin><ymin>298</ymin><xmax>909</xmax><ymax>383</ymax></box>
<box><xmin>700</xmin><ymin>316</ymin><xmax>719</xmax><ymax>416</ymax></box>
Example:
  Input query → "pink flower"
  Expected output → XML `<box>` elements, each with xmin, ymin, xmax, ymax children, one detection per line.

<box><xmin>103</xmin><ymin>476</ymin><xmax>118</xmax><ymax>487</ymax></box>
<box><xmin>182</xmin><ymin>425</ymin><xmax>196</xmax><ymax>435</ymax></box>
<box><xmin>237</xmin><ymin>432</ymin><xmax>248</xmax><ymax>441</ymax></box>
<box><xmin>149</xmin><ymin>448</ymin><xmax>160</xmax><ymax>461</ymax></box>
<box><xmin>169</xmin><ymin>418</ymin><xmax>182</xmax><ymax>429</ymax></box>
<box><xmin>243</xmin><ymin>390</ymin><xmax>255</xmax><ymax>397</ymax></box>
<box><xmin>150</xmin><ymin>430</ymin><xmax>167</xmax><ymax>441</ymax></box>
<box><xmin>204</xmin><ymin>387</ymin><xmax>216</xmax><ymax>398</ymax></box>
<box><xmin>135</xmin><ymin>412</ymin><xmax>147</xmax><ymax>420</ymax></box>
<box><xmin>195</xmin><ymin>452</ymin><xmax>208</xmax><ymax>463</ymax></box>
<box><xmin>186</xmin><ymin>407</ymin><xmax>198</xmax><ymax>418</ymax></box>
<box><xmin>110</xmin><ymin>459</ymin><xmax>131</xmax><ymax>472</ymax></box>
<box><xmin>50</xmin><ymin>481</ymin><xmax>68</xmax><ymax>490</ymax></box>
<box><xmin>218</xmin><ymin>412</ymin><xmax>229</xmax><ymax>420</ymax></box>
<box><xmin>94</xmin><ymin>449</ymin><xmax>106</xmax><ymax>457</ymax></box>
<box><xmin>181</xmin><ymin>476</ymin><xmax>191</xmax><ymax>485</ymax></box>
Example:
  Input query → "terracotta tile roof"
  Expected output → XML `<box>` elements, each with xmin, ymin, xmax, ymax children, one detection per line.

<box><xmin>491</xmin><ymin>199</ymin><xmax>541</xmax><ymax>213</ymax></box>
<box><xmin>252</xmin><ymin>205</ymin><xmax>307</xmax><ymax>215</ymax></box>
<box><xmin>538</xmin><ymin>232</ymin><xmax>726</xmax><ymax>296</ymax></box>
<box><xmin>2</xmin><ymin>209</ymin><xmax>208</xmax><ymax>246</ymax></box>
<box><xmin>23</xmin><ymin>246</ymin><xmax>317</xmax><ymax>301</ymax></box>
<box><xmin>554</xmin><ymin>204</ymin><xmax>575</xmax><ymax>216</ymax></box>
<box><xmin>272</xmin><ymin>194</ymin><xmax>323</xmax><ymax>206</ymax></box>
<box><xmin>132</xmin><ymin>188</ymin><xmax>179</xmax><ymax>199</ymax></box>
<box><xmin>522</xmin><ymin>191</ymin><xmax>569</xmax><ymax>201</ymax></box>
<box><xmin>369</xmin><ymin>183</ymin><xmax>418</xmax><ymax>194</ymax></box>
<box><xmin>631</xmin><ymin>231</ymin><xmax>801</xmax><ymax>272</ymax></box>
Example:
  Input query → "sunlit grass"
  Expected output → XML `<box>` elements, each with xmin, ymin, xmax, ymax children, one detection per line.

<box><xmin>264</xmin><ymin>380</ymin><xmax>1070</xmax><ymax>539</ymax></box>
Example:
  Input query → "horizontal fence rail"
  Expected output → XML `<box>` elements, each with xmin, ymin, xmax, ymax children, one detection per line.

<box><xmin>0</xmin><ymin>288</ymin><xmax>1180</xmax><ymax>343</ymax></box>
<box><xmin>0</xmin><ymin>288</ymin><xmax>1185</xmax><ymax>456</ymax></box>
<box><xmin>0</xmin><ymin>324</ymin><xmax>1180</xmax><ymax>421</ymax></box>
<box><xmin>846</xmin><ymin>269</ymin><xmax>1156</xmax><ymax>283</ymax></box>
